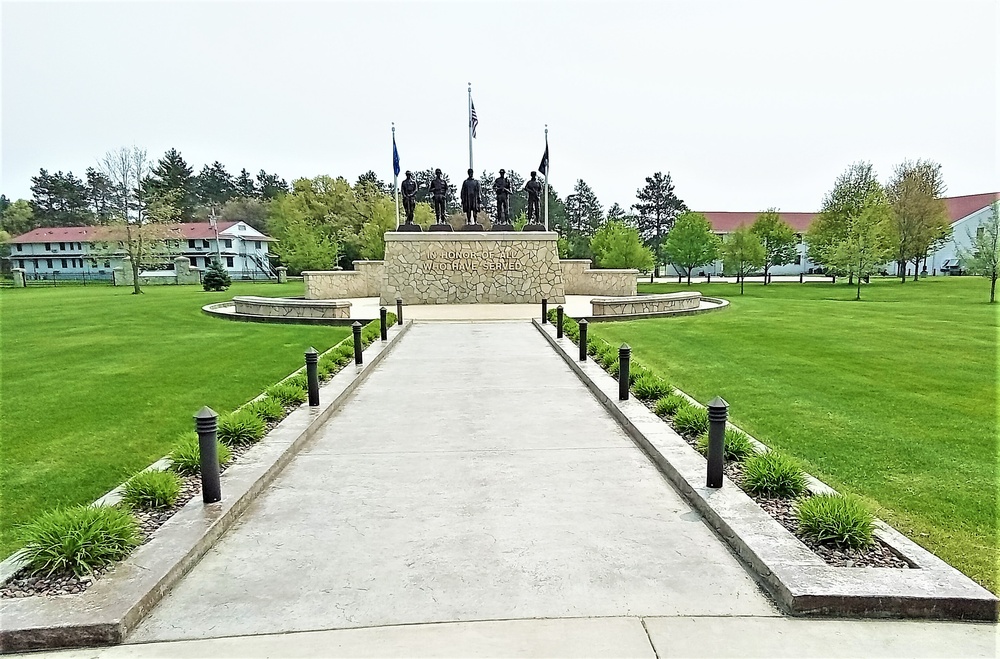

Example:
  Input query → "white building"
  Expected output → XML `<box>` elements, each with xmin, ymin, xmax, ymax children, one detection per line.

<box><xmin>667</xmin><ymin>192</ymin><xmax>999</xmax><ymax>277</ymax></box>
<box><xmin>7</xmin><ymin>221</ymin><xmax>277</xmax><ymax>281</ymax></box>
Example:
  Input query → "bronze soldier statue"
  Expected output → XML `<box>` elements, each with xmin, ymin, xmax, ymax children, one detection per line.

<box><xmin>493</xmin><ymin>169</ymin><xmax>513</xmax><ymax>224</ymax></box>
<box><xmin>428</xmin><ymin>169</ymin><xmax>449</xmax><ymax>223</ymax></box>
<box><xmin>524</xmin><ymin>171</ymin><xmax>543</xmax><ymax>223</ymax></box>
<box><xmin>460</xmin><ymin>168</ymin><xmax>481</xmax><ymax>225</ymax></box>
<box><xmin>400</xmin><ymin>170</ymin><xmax>417</xmax><ymax>225</ymax></box>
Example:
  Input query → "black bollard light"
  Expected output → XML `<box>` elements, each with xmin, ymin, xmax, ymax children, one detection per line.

<box><xmin>706</xmin><ymin>397</ymin><xmax>728</xmax><ymax>488</ymax></box>
<box><xmin>799</xmin><ymin>272</ymin><xmax>804</xmax><ymax>283</ymax></box>
<box><xmin>396</xmin><ymin>297</ymin><xmax>403</xmax><ymax>325</ymax></box>
<box><xmin>352</xmin><ymin>321</ymin><xmax>363</xmax><ymax>365</ymax></box>
<box><xmin>831</xmin><ymin>275</ymin><xmax>836</xmax><ymax>284</ymax></box>
<box><xmin>556</xmin><ymin>305</ymin><xmax>564</xmax><ymax>339</ymax></box>
<box><xmin>618</xmin><ymin>344</ymin><xmax>631</xmax><ymax>401</ymax></box>
<box><xmin>194</xmin><ymin>407</ymin><xmax>222</xmax><ymax>503</ymax></box>
<box><xmin>541</xmin><ymin>298</ymin><xmax>548</xmax><ymax>323</ymax></box>
<box><xmin>678</xmin><ymin>274</ymin><xmax>682</xmax><ymax>284</ymax></box>
<box><xmin>305</xmin><ymin>347</ymin><xmax>320</xmax><ymax>407</ymax></box>
<box><xmin>706</xmin><ymin>273</ymin><xmax>711</xmax><ymax>283</ymax></box>
<box><xmin>578</xmin><ymin>319</ymin><xmax>588</xmax><ymax>362</ymax></box>
<box><xmin>379</xmin><ymin>306</ymin><xmax>388</xmax><ymax>341</ymax></box>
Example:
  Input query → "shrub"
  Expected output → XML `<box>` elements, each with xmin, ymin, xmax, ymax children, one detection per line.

<box><xmin>795</xmin><ymin>494</ymin><xmax>875</xmax><ymax>549</ymax></box>
<box><xmin>217</xmin><ymin>409</ymin><xmax>267</xmax><ymax>447</ymax></box>
<box><xmin>202</xmin><ymin>259</ymin><xmax>231</xmax><ymax>292</ymax></box>
<box><xmin>318</xmin><ymin>358</ymin><xmax>338</xmax><ymax>378</ymax></box>
<box><xmin>696</xmin><ymin>428</ymin><xmax>757</xmax><ymax>461</ymax></box>
<box><xmin>170</xmin><ymin>433</ymin><xmax>232</xmax><ymax>476</ymax></box>
<box><xmin>673</xmin><ymin>405</ymin><xmax>709</xmax><ymax>436</ymax></box>
<box><xmin>121</xmin><ymin>470</ymin><xmax>181</xmax><ymax>510</ymax></box>
<box><xmin>266</xmin><ymin>383</ymin><xmax>307</xmax><ymax>407</ymax></box>
<box><xmin>598</xmin><ymin>347</ymin><xmax>618</xmax><ymax>369</ymax></box>
<box><xmin>385</xmin><ymin>311</ymin><xmax>397</xmax><ymax>325</ymax></box>
<box><xmin>607</xmin><ymin>359</ymin><xmax>620</xmax><ymax>377</ymax></box>
<box><xmin>16</xmin><ymin>505</ymin><xmax>141</xmax><ymax>576</ymax></box>
<box><xmin>587</xmin><ymin>338</ymin><xmax>605</xmax><ymax>356</ymax></box>
<box><xmin>331</xmin><ymin>352</ymin><xmax>353</xmax><ymax>367</ymax></box>
<box><xmin>743</xmin><ymin>451</ymin><xmax>808</xmax><ymax>498</ymax></box>
<box><xmin>628</xmin><ymin>362</ymin><xmax>650</xmax><ymax>385</ymax></box>
<box><xmin>653</xmin><ymin>393</ymin><xmax>689</xmax><ymax>417</ymax></box>
<box><xmin>632</xmin><ymin>373</ymin><xmax>671</xmax><ymax>401</ymax></box>
<box><xmin>283</xmin><ymin>373</ymin><xmax>309</xmax><ymax>391</ymax></box>
<box><xmin>245</xmin><ymin>396</ymin><xmax>285</xmax><ymax>422</ymax></box>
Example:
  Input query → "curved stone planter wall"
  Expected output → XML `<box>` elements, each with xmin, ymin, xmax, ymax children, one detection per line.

<box><xmin>232</xmin><ymin>296</ymin><xmax>350</xmax><ymax>320</ymax></box>
<box><xmin>592</xmin><ymin>292</ymin><xmax>701</xmax><ymax>316</ymax></box>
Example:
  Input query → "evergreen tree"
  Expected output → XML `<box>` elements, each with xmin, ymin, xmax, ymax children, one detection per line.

<box><xmin>634</xmin><ymin>172</ymin><xmax>687</xmax><ymax>276</ymax></box>
<box><xmin>195</xmin><ymin>162</ymin><xmax>237</xmax><ymax>208</ymax></box>
<box><xmin>85</xmin><ymin>167</ymin><xmax>117</xmax><ymax>225</ymax></box>
<box><xmin>147</xmin><ymin>148</ymin><xmax>196</xmax><ymax>220</ymax></box>
<box><xmin>235</xmin><ymin>168</ymin><xmax>258</xmax><ymax>198</ymax></box>
<box><xmin>203</xmin><ymin>258</ymin><xmax>232</xmax><ymax>291</ymax></box>
<box><xmin>356</xmin><ymin>170</ymin><xmax>391</xmax><ymax>196</ymax></box>
<box><xmin>570</xmin><ymin>179</ymin><xmax>603</xmax><ymax>234</ymax></box>
<box><xmin>256</xmin><ymin>170</ymin><xmax>288</xmax><ymax>199</ymax></box>
<box><xmin>29</xmin><ymin>169</ymin><xmax>93</xmax><ymax>226</ymax></box>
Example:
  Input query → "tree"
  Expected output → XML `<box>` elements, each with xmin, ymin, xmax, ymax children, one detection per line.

<box><xmin>195</xmin><ymin>162</ymin><xmax>237</xmax><ymax>208</ymax></box>
<box><xmin>589</xmin><ymin>220</ymin><xmax>654</xmax><ymax>270</ymax></box>
<box><xmin>146</xmin><ymin>148</ymin><xmax>196</xmax><ymax>220</ymax></box>
<box><xmin>570</xmin><ymin>179</ymin><xmax>603</xmax><ymax>235</ymax></box>
<box><xmin>356</xmin><ymin>171</ymin><xmax>391</xmax><ymax>197</ymax></box>
<box><xmin>827</xmin><ymin>202</ymin><xmax>893</xmax><ymax>300</ymax></box>
<box><xmin>412</xmin><ymin>168</ymin><xmax>457</xmax><ymax>213</ymax></box>
<box><xmin>202</xmin><ymin>258</ymin><xmax>232</xmax><ymax>291</ymax></box>
<box><xmin>267</xmin><ymin>175</ymin><xmax>356</xmax><ymax>272</ymax></box>
<box><xmin>807</xmin><ymin>162</ymin><xmax>883</xmax><ymax>281</ymax></box>
<box><xmin>958</xmin><ymin>202</ymin><xmax>1000</xmax><ymax>303</ymax></box>
<box><xmin>97</xmin><ymin>146</ymin><xmax>181</xmax><ymax>294</ymax></box>
<box><xmin>1</xmin><ymin>199</ymin><xmax>35</xmax><ymax>236</ymax></box>
<box><xmin>217</xmin><ymin>197</ymin><xmax>270</xmax><ymax>233</ymax></box>
<box><xmin>634</xmin><ymin>172</ymin><xmax>687</xmax><ymax>276</ymax></box>
<box><xmin>234</xmin><ymin>169</ymin><xmax>258</xmax><ymax>198</ymax></box>
<box><xmin>721</xmin><ymin>226</ymin><xmax>765</xmax><ymax>294</ymax></box>
<box><xmin>750</xmin><ymin>209</ymin><xmax>797</xmax><ymax>283</ymax></box>
<box><xmin>29</xmin><ymin>169</ymin><xmax>93</xmax><ymax>227</ymax></box>
<box><xmin>256</xmin><ymin>170</ymin><xmax>288</xmax><ymax>200</ymax></box>
<box><xmin>885</xmin><ymin>159</ymin><xmax>950</xmax><ymax>282</ymax></box>
<box><xmin>663</xmin><ymin>211</ymin><xmax>721</xmax><ymax>284</ymax></box>
<box><xmin>478</xmin><ymin>171</ymin><xmax>497</xmax><ymax>220</ymax></box>
<box><xmin>85</xmin><ymin>168</ymin><xmax>116</xmax><ymax>225</ymax></box>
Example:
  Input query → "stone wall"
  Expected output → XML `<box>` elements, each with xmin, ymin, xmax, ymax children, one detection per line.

<box><xmin>114</xmin><ymin>257</ymin><xmax>202</xmax><ymax>286</ymax></box>
<box><xmin>353</xmin><ymin>261</ymin><xmax>384</xmax><ymax>296</ymax></box>
<box><xmin>381</xmin><ymin>232</ymin><xmax>565</xmax><ymax>304</ymax></box>
<box><xmin>233</xmin><ymin>296</ymin><xmax>351</xmax><ymax>319</ymax></box>
<box><xmin>562</xmin><ymin>259</ymin><xmax>638</xmax><ymax>296</ymax></box>
<box><xmin>303</xmin><ymin>271</ymin><xmax>368</xmax><ymax>300</ymax></box>
<box><xmin>592</xmin><ymin>291</ymin><xmax>701</xmax><ymax>316</ymax></box>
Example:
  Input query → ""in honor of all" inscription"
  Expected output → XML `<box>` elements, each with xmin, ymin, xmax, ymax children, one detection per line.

<box><xmin>426</xmin><ymin>249</ymin><xmax>524</xmax><ymax>272</ymax></box>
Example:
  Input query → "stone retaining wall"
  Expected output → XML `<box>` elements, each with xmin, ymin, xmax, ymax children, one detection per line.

<box><xmin>562</xmin><ymin>259</ymin><xmax>638</xmax><ymax>296</ymax></box>
<box><xmin>115</xmin><ymin>256</ymin><xmax>201</xmax><ymax>286</ymax></box>
<box><xmin>592</xmin><ymin>291</ymin><xmax>700</xmax><ymax>316</ymax></box>
<box><xmin>303</xmin><ymin>271</ymin><xmax>368</xmax><ymax>299</ymax></box>
<box><xmin>233</xmin><ymin>296</ymin><xmax>351</xmax><ymax>319</ymax></box>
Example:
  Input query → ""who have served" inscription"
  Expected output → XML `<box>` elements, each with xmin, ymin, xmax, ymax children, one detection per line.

<box><xmin>425</xmin><ymin>249</ymin><xmax>524</xmax><ymax>272</ymax></box>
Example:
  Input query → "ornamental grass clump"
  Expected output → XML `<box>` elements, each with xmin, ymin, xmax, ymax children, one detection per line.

<box><xmin>696</xmin><ymin>428</ymin><xmax>757</xmax><ymax>461</ymax></box>
<box><xmin>795</xmin><ymin>494</ymin><xmax>875</xmax><ymax>549</ymax></box>
<box><xmin>283</xmin><ymin>373</ymin><xmax>309</xmax><ymax>392</ymax></box>
<box><xmin>318</xmin><ymin>357</ymin><xmax>339</xmax><ymax>379</ymax></box>
<box><xmin>742</xmin><ymin>451</ymin><xmax>808</xmax><ymax>498</ymax></box>
<box><xmin>587</xmin><ymin>338</ymin><xmax>605</xmax><ymax>357</ymax></box>
<box><xmin>217</xmin><ymin>409</ymin><xmax>266</xmax><ymax>447</ymax></box>
<box><xmin>245</xmin><ymin>396</ymin><xmax>285</xmax><ymax>422</ymax></box>
<box><xmin>169</xmin><ymin>433</ymin><xmax>232</xmax><ymax>476</ymax></box>
<box><xmin>672</xmin><ymin>405</ymin><xmax>709</xmax><ymax>437</ymax></box>
<box><xmin>653</xmin><ymin>393</ymin><xmax>689</xmax><ymax>417</ymax></box>
<box><xmin>16</xmin><ymin>505</ymin><xmax>141</xmax><ymax>577</ymax></box>
<box><xmin>632</xmin><ymin>373</ymin><xmax>672</xmax><ymax>401</ymax></box>
<box><xmin>121</xmin><ymin>470</ymin><xmax>182</xmax><ymax>510</ymax></box>
<box><xmin>266</xmin><ymin>383</ymin><xmax>307</xmax><ymax>407</ymax></box>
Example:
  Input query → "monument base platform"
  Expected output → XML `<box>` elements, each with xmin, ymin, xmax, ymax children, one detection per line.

<box><xmin>428</xmin><ymin>224</ymin><xmax>454</xmax><ymax>232</ymax></box>
<box><xmin>396</xmin><ymin>223</ymin><xmax>422</xmax><ymax>232</ymax></box>
<box><xmin>491</xmin><ymin>223</ymin><xmax>515</xmax><ymax>232</ymax></box>
<box><xmin>460</xmin><ymin>223</ymin><xmax>485</xmax><ymax>231</ymax></box>
<box><xmin>381</xmin><ymin>231</ymin><xmax>565</xmax><ymax>305</ymax></box>
<box><xmin>523</xmin><ymin>223</ymin><xmax>546</xmax><ymax>232</ymax></box>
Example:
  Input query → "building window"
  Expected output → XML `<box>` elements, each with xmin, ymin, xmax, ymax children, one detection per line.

<box><xmin>104</xmin><ymin>260</ymin><xmax>110</xmax><ymax>267</ymax></box>
<box><xmin>190</xmin><ymin>256</ymin><xmax>198</xmax><ymax>267</ymax></box>
<box><xmin>15</xmin><ymin>244</ymin><xmax>22</xmax><ymax>252</ymax></box>
<box><xmin>795</xmin><ymin>255</ymin><xmax>802</xmax><ymax>265</ymax></box>
<box><xmin>45</xmin><ymin>243</ymin><xmax>51</xmax><ymax>251</ymax></box>
<box><xmin>202</xmin><ymin>240</ymin><xmax>210</xmax><ymax>248</ymax></box>
<box><xmin>46</xmin><ymin>259</ymin><xmax>53</xmax><ymax>268</ymax></box>
<box><xmin>225</xmin><ymin>256</ymin><xmax>234</xmax><ymax>267</ymax></box>
<box><xmin>254</xmin><ymin>241</ymin><xmax>261</xmax><ymax>249</ymax></box>
<box><xmin>188</xmin><ymin>239</ymin><xmax>196</xmax><ymax>249</ymax></box>
<box><xmin>59</xmin><ymin>242</ymin><xmax>65</xmax><ymax>250</ymax></box>
<box><xmin>33</xmin><ymin>259</ymin><xmax>38</xmax><ymax>269</ymax></box>
<box><xmin>224</xmin><ymin>239</ymin><xmax>232</xmax><ymax>248</ymax></box>
<box><xmin>61</xmin><ymin>259</ymin><xmax>68</xmax><ymax>268</ymax></box>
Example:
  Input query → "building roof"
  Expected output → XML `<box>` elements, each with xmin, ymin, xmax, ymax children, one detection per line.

<box><xmin>9</xmin><ymin>221</ymin><xmax>271</xmax><ymax>244</ymax></box>
<box><xmin>700</xmin><ymin>192</ymin><xmax>999</xmax><ymax>234</ymax></box>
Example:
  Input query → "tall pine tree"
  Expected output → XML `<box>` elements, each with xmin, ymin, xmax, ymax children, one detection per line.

<box><xmin>147</xmin><ymin>148</ymin><xmax>196</xmax><ymax>220</ymax></box>
<box><xmin>195</xmin><ymin>161</ymin><xmax>237</xmax><ymax>208</ymax></box>
<box><xmin>634</xmin><ymin>172</ymin><xmax>687</xmax><ymax>276</ymax></box>
<box><xmin>29</xmin><ymin>169</ymin><xmax>93</xmax><ymax>227</ymax></box>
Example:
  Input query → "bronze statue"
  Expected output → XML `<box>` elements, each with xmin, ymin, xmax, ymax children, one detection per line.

<box><xmin>460</xmin><ymin>168</ymin><xmax>481</xmax><ymax>224</ymax></box>
<box><xmin>493</xmin><ymin>169</ymin><xmax>513</xmax><ymax>224</ymax></box>
<box><xmin>524</xmin><ymin>171</ymin><xmax>543</xmax><ymax>223</ymax></box>
<box><xmin>400</xmin><ymin>171</ymin><xmax>417</xmax><ymax>224</ymax></box>
<box><xmin>428</xmin><ymin>169</ymin><xmax>448</xmax><ymax>223</ymax></box>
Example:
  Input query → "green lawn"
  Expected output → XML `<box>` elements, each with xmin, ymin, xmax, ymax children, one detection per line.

<box><xmin>0</xmin><ymin>282</ymin><xmax>348</xmax><ymax>559</ymax></box>
<box><xmin>591</xmin><ymin>277</ymin><xmax>998</xmax><ymax>592</ymax></box>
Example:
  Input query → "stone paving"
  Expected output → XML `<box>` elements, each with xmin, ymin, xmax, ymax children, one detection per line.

<box><xmin>129</xmin><ymin>321</ymin><xmax>777</xmax><ymax>643</ymax></box>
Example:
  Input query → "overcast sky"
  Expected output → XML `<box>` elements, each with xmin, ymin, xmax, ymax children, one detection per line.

<box><xmin>2</xmin><ymin>0</ymin><xmax>997</xmax><ymax>213</ymax></box>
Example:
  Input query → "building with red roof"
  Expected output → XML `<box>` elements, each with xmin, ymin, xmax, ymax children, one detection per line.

<box><xmin>7</xmin><ymin>221</ymin><xmax>276</xmax><ymax>282</ymax></box>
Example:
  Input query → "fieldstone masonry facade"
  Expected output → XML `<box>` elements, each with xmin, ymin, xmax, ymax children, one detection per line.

<box><xmin>591</xmin><ymin>292</ymin><xmax>701</xmax><ymax>316</ymax></box>
<box><xmin>233</xmin><ymin>296</ymin><xmax>351</xmax><ymax>319</ymax></box>
<box><xmin>380</xmin><ymin>232</ymin><xmax>566</xmax><ymax>305</ymax></box>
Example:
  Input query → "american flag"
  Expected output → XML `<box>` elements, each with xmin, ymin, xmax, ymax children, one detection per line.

<box><xmin>470</xmin><ymin>99</ymin><xmax>478</xmax><ymax>139</ymax></box>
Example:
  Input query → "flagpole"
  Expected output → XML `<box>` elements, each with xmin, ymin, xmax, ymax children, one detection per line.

<box><xmin>467</xmin><ymin>82</ymin><xmax>473</xmax><ymax>172</ymax></box>
<box><xmin>392</xmin><ymin>123</ymin><xmax>400</xmax><ymax>229</ymax></box>
<box><xmin>543</xmin><ymin>125</ymin><xmax>549</xmax><ymax>231</ymax></box>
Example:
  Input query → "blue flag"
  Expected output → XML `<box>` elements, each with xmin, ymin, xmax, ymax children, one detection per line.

<box><xmin>392</xmin><ymin>135</ymin><xmax>400</xmax><ymax>178</ymax></box>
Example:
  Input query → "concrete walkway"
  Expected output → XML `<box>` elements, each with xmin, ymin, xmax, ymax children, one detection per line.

<box><xmin>129</xmin><ymin>322</ymin><xmax>776</xmax><ymax>644</ymax></box>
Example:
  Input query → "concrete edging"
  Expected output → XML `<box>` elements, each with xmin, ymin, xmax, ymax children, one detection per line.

<box><xmin>532</xmin><ymin>319</ymin><xmax>997</xmax><ymax>622</ymax></box>
<box><xmin>0</xmin><ymin>321</ymin><xmax>414</xmax><ymax>653</ymax></box>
